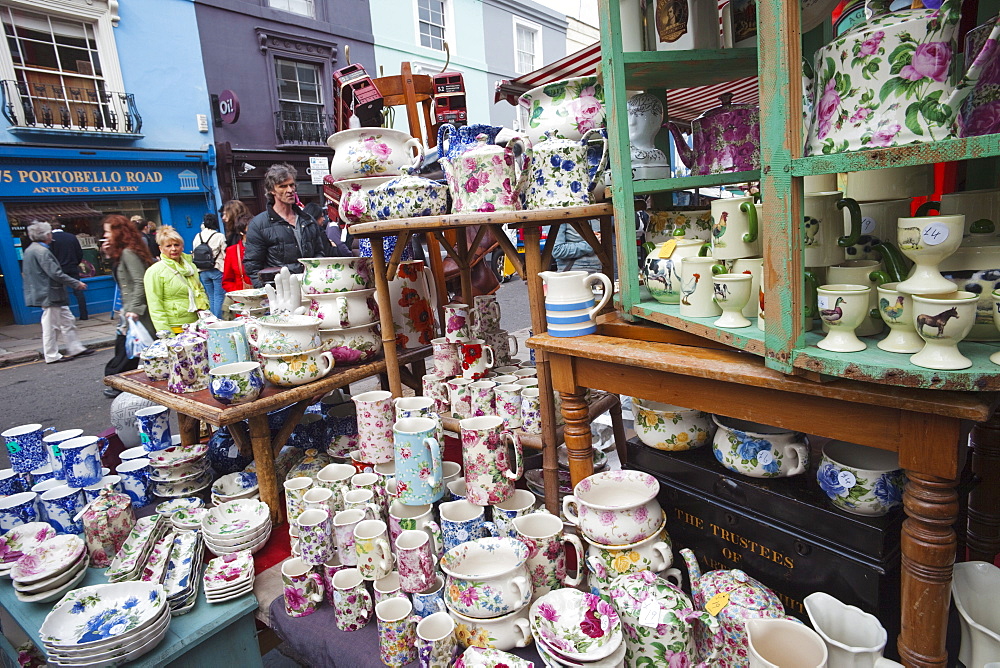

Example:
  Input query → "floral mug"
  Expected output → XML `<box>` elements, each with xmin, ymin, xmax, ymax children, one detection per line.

<box><xmin>331</xmin><ymin>567</ymin><xmax>374</xmax><ymax>631</ymax></box>
<box><xmin>459</xmin><ymin>416</ymin><xmax>523</xmax><ymax>506</ymax></box>
<box><xmin>281</xmin><ymin>557</ymin><xmax>324</xmax><ymax>618</ymax></box>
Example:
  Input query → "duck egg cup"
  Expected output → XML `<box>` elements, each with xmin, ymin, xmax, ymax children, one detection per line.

<box><xmin>816</xmin><ymin>284</ymin><xmax>871</xmax><ymax>353</ymax></box>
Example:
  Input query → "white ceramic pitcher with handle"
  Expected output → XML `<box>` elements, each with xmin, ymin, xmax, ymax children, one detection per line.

<box><xmin>541</xmin><ymin>270</ymin><xmax>612</xmax><ymax>338</ymax></box>
<box><xmin>746</xmin><ymin>617</ymin><xmax>829</xmax><ymax>668</ymax></box>
<box><xmin>804</xmin><ymin>592</ymin><xmax>903</xmax><ymax>668</ymax></box>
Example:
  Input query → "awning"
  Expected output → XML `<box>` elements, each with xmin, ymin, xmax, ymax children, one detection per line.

<box><xmin>494</xmin><ymin>43</ymin><xmax>602</xmax><ymax>105</ymax></box>
<box><xmin>6</xmin><ymin>203</ymin><xmax>104</xmax><ymax>223</ymax></box>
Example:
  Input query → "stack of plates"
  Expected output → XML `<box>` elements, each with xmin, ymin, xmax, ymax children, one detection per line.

<box><xmin>11</xmin><ymin>535</ymin><xmax>88</xmax><ymax>603</ymax></box>
<box><xmin>211</xmin><ymin>471</ymin><xmax>259</xmax><ymax>505</ymax></box>
<box><xmin>39</xmin><ymin>582</ymin><xmax>169</xmax><ymax>667</ymax></box>
<box><xmin>200</xmin><ymin>500</ymin><xmax>271</xmax><ymax>557</ymax></box>
<box><xmin>0</xmin><ymin>522</ymin><xmax>56</xmax><ymax>577</ymax></box>
<box><xmin>170</xmin><ymin>507</ymin><xmax>208</xmax><ymax>532</ymax></box>
<box><xmin>162</xmin><ymin>531</ymin><xmax>204</xmax><ymax>615</ymax></box>
<box><xmin>138</xmin><ymin>531</ymin><xmax>176</xmax><ymax>584</ymax></box>
<box><xmin>148</xmin><ymin>443</ymin><xmax>212</xmax><ymax>498</ymax></box>
<box><xmin>202</xmin><ymin>549</ymin><xmax>254</xmax><ymax>603</ymax></box>
<box><xmin>106</xmin><ymin>515</ymin><xmax>171</xmax><ymax>582</ymax></box>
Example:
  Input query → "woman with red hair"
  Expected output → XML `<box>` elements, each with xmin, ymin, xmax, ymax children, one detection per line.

<box><xmin>101</xmin><ymin>214</ymin><xmax>155</xmax><ymax>395</ymax></box>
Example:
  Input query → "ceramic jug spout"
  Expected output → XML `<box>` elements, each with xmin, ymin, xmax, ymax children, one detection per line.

<box><xmin>667</xmin><ymin>122</ymin><xmax>697</xmax><ymax>170</ymax></box>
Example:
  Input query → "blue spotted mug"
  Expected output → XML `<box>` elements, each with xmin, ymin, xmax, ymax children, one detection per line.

<box><xmin>1</xmin><ymin>423</ymin><xmax>55</xmax><ymax>473</ymax></box>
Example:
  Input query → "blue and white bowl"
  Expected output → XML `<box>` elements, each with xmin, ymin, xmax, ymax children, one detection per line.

<box><xmin>818</xmin><ymin>440</ymin><xmax>906</xmax><ymax>517</ymax></box>
<box><xmin>211</xmin><ymin>471</ymin><xmax>258</xmax><ymax>501</ymax></box>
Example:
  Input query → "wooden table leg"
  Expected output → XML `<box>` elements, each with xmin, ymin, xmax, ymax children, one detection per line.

<box><xmin>967</xmin><ymin>410</ymin><xmax>1000</xmax><ymax>562</ymax></box>
<box><xmin>898</xmin><ymin>471</ymin><xmax>958</xmax><ymax>668</ymax></box>
<box><xmin>560</xmin><ymin>388</ymin><xmax>593</xmax><ymax>486</ymax></box>
<box><xmin>371</xmin><ymin>236</ymin><xmax>403</xmax><ymax>397</ymax></box>
<box><xmin>609</xmin><ymin>395</ymin><xmax>628</xmax><ymax>466</ymax></box>
<box><xmin>177</xmin><ymin>414</ymin><xmax>200</xmax><ymax>447</ymax></box>
<box><xmin>249</xmin><ymin>414</ymin><xmax>283</xmax><ymax>524</ymax></box>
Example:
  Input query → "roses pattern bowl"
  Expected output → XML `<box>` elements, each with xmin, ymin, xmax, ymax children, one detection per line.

<box><xmin>259</xmin><ymin>347</ymin><xmax>335</xmax><ymax>387</ymax></box>
<box><xmin>518</xmin><ymin>76</ymin><xmax>605</xmax><ymax>143</ymax></box>
<box><xmin>319</xmin><ymin>323</ymin><xmax>382</xmax><ymax>366</ymax></box>
<box><xmin>208</xmin><ymin>362</ymin><xmax>264</xmax><ymax>406</ymax></box>
<box><xmin>817</xmin><ymin>440</ymin><xmax>906</xmax><ymax>516</ymax></box>
<box><xmin>529</xmin><ymin>589</ymin><xmax>621</xmax><ymax>661</ymax></box>
<box><xmin>441</xmin><ymin>537</ymin><xmax>532</xmax><ymax>619</ymax></box>
<box><xmin>633</xmin><ymin>397</ymin><xmax>713</xmax><ymax>451</ymax></box>
<box><xmin>711</xmin><ymin>415</ymin><xmax>810</xmax><ymax>479</ymax></box>
<box><xmin>561</xmin><ymin>470</ymin><xmax>662</xmax><ymax>546</ymax></box>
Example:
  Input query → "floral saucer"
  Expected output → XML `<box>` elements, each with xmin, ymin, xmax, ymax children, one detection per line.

<box><xmin>170</xmin><ymin>507</ymin><xmax>208</xmax><ymax>531</ymax></box>
<box><xmin>535</xmin><ymin>632</ymin><xmax>627</xmax><ymax>668</ymax></box>
<box><xmin>14</xmin><ymin>556</ymin><xmax>88</xmax><ymax>604</ymax></box>
<box><xmin>203</xmin><ymin>550</ymin><xmax>254</xmax><ymax>589</ymax></box>
<box><xmin>529</xmin><ymin>590</ymin><xmax>621</xmax><ymax>662</ymax></box>
<box><xmin>13</xmin><ymin>549</ymin><xmax>87</xmax><ymax>593</ymax></box>
<box><xmin>148</xmin><ymin>442</ymin><xmax>209</xmax><ymax>469</ymax></box>
<box><xmin>155</xmin><ymin>498</ymin><xmax>204</xmax><ymax>516</ymax></box>
<box><xmin>12</xmin><ymin>534</ymin><xmax>85</xmax><ymax>585</ymax></box>
<box><xmin>0</xmin><ymin>522</ymin><xmax>55</xmax><ymax>564</ymax></box>
<box><xmin>39</xmin><ymin>581</ymin><xmax>167</xmax><ymax>647</ymax></box>
<box><xmin>152</xmin><ymin>470</ymin><xmax>213</xmax><ymax>498</ymax></box>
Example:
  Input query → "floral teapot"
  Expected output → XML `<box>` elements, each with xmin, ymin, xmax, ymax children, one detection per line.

<box><xmin>667</xmin><ymin>93</ymin><xmax>760</xmax><ymax>176</ymax></box>
<box><xmin>805</xmin><ymin>0</ymin><xmax>1000</xmax><ymax>154</ymax></box>
<box><xmin>608</xmin><ymin>570</ymin><xmax>724</xmax><ymax>668</ymax></box>
<box><xmin>525</xmin><ymin>129</ymin><xmax>608</xmax><ymax>209</ymax></box>
<box><xmin>441</xmin><ymin>134</ymin><xmax>529</xmax><ymax>214</ymax></box>
<box><xmin>681</xmin><ymin>548</ymin><xmax>789</xmax><ymax>667</ymax></box>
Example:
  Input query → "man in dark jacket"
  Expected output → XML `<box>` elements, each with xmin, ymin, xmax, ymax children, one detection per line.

<box><xmin>243</xmin><ymin>163</ymin><xmax>331</xmax><ymax>287</ymax></box>
<box><xmin>49</xmin><ymin>222</ymin><xmax>87</xmax><ymax>320</ymax></box>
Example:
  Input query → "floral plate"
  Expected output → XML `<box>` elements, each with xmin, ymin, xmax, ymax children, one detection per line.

<box><xmin>204</xmin><ymin>527</ymin><xmax>270</xmax><ymax>556</ymax></box>
<box><xmin>149</xmin><ymin>461</ymin><xmax>210</xmax><ymax>483</ymax></box>
<box><xmin>152</xmin><ymin>470</ymin><xmax>213</xmax><ymax>498</ymax></box>
<box><xmin>106</xmin><ymin>515</ymin><xmax>169</xmax><ymax>582</ymax></box>
<box><xmin>534</xmin><ymin>632</ymin><xmax>626</xmax><ymax>668</ymax></box>
<box><xmin>201</xmin><ymin>500</ymin><xmax>269</xmax><ymax>537</ymax></box>
<box><xmin>140</xmin><ymin>532</ymin><xmax>176</xmax><ymax>584</ymax></box>
<box><xmin>39</xmin><ymin>581</ymin><xmax>167</xmax><ymax>647</ymax></box>
<box><xmin>170</xmin><ymin>507</ymin><xmax>208</xmax><ymax>531</ymax></box>
<box><xmin>212</xmin><ymin>471</ymin><xmax>258</xmax><ymax>498</ymax></box>
<box><xmin>148</xmin><ymin>442</ymin><xmax>209</xmax><ymax>469</ymax></box>
<box><xmin>529</xmin><ymin>590</ymin><xmax>621</xmax><ymax>662</ymax></box>
<box><xmin>162</xmin><ymin>532</ymin><xmax>201</xmax><ymax>598</ymax></box>
<box><xmin>203</xmin><ymin>550</ymin><xmax>254</xmax><ymax>589</ymax></box>
<box><xmin>155</xmin><ymin>497</ymin><xmax>204</xmax><ymax>516</ymax></box>
<box><xmin>13</xmin><ymin>549</ymin><xmax>87</xmax><ymax>593</ymax></box>
<box><xmin>47</xmin><ymin>607</ymin><xmax>170</xmax><ymax>661</ymax></box>
<box><xmin>12</xmin><ymin>534</ymin><xmax>85</xmax><ymax>585</ymax></box>
<box><xmin>14</xmin><ymin>556</ymin><xmax>88</xmax><ymax>604</ymax></box>
<box><xmin>0</xmin><ymin>522</ymin><xmax>55</xmax><ymax>563</ymax></box>
<box><xmin>455</xmin><ymin>647</ymin><xmax>534</xmax><ymax>668</ymax></box>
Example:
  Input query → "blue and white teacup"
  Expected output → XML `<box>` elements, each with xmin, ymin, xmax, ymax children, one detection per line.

<box><xmin>327</xmin><ymin>402</ymin><xmax>359</xmax><ymax>438</ymax></box>
<box><xmin>31</xmin><ymin>478</ymin><xmax>60</xmax><ymax>496</ymax></box>
<box><xmin>392</xmin><ymin>417</ymin><xmax>443</xmax><ymax>506</ymax></box>
<box><xmin>39</xmin><ymin>485</ymin><xmax>84</xmax><ymax>534</ymax></box>
<box><xmin>491</xmin><ymin>490</ymin><xmax>537</xmax><ymax>539</ymax></box>
<box><xmin>1</xmin><ymin>424</ymin><xmax>54</xmax><ymax>473</ymax></box>
<box><xmin>135</xmin><ymin>405</ymin><xmax>171</xmax><ymax>452</ymax></box>
<box><xmin>119</xmin><ymin>446</ymin><xmax>148</xmax><ymax>462</ymax></box>
<box><xmin>117</xmin><ymin>458</ymin><xmax>151</xmax><ymax>507</ymax></box>
<box><xmin>0</xmin><ymin>469</ymin><xmax>26</xmax><ymax>496</ymax></box>
<box><xmin>0</xmin><ymin>492</ymin><xmax>40</xmax><ymax>532</ymax></box>
<box><xmin>60</xmin><ymin>435</ymin><xmax>107</xmax><ymax>489</ymax></box>
<box><xmin>29</xmin><ymin>464</ymin><xmax>55</xmax><ymax>484</ymax></box>
<box><xmin>438</xmin><ymin>499</ymin><xmax>497</xmax><ymax>553</ymax></box>
<box><xmin>83</xmin><ymin>475</ymin><xmax>123</xmax><ymax>504</ymax></box>
<box><xmin>41</xmin><ymin>428</ymin><xmax>82</xmax><ymax>481</ymax></box>
<box><xmin>208</xmin><ymin>361</ymin><xmax>264</xmax><ymax>406</ymax></box>
<box><xmin>411</xmin><ymin>574</ymin><xmax>447</xmax><ymax>618</ymax></box>
<box><xmin>446</xmin><ymin>479</ymin><xmax>467</xmax><ymax>502</ymax></box>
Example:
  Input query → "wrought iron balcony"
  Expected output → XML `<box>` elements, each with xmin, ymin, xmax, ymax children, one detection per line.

<box><xmin>1</xmin><ymin>80</ymin><xmax>142</xmax><ymax>135</ymax></box>
<box><xmin>274</xmin><ymin>109</ymin><xmax>334</xmax><ymax>146</ymax></box>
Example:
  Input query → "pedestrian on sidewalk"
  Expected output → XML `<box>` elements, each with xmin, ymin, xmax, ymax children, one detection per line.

<box><xmin>21</xmin><ymin>221</ymin><xmax>93</xmax><ymax>365</ymax></box>
<box><xmin>132</xmin><ymin>215</ymin><xmax>160</xmax><ymax>259</ymax></box>
<box><xmin>49</xmin><ymin>222</ymin><xmax>88</xmax><ymax>320</ymax></box>
<box><xmin>221</xmin><ymin>200</ymin><xmax>252</xmax><ymax>247</ymax></box>
<box><xmin>144</xmin><ymin>226</ymin><xmax>209</xmax><ymax>334</ymax></box>
<box><xmin>222</xmin><ymin>217</ymin><xmax>252</xmax><ymax>294</ymax></box>
<box><xmin>101</xmin><ymin>214</ymin><xmax>156</xmax><ymax>397</ymax></box>
<box><xmin>192</xmin><ymin>213</ymin><xmax>226</xmax><ymax>318</ymax></box>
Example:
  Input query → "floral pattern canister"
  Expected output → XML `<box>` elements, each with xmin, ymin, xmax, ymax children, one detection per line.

<box><xmin>81</xmin><ymin>488</ymin><xmax>135</xmax><ymax>568</ymax></box>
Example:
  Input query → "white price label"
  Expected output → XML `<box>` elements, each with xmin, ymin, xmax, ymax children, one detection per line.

<box><xmin>921</xmin><ymin>222</ymin><xmax>949</xmax><ymax>246</ymax></box>
<box><xmin>227</xmin><ymin>444</ymin><xmax>239</xmax><ymax>459</ymax></box>
<box><xmin>861</xmin><ymin>216</ymin><xmax>877</xmax><ymax>236</ymax></box>
<box><xmin>838</xmin><ymin>470</ymin><xmax>857</xmax><ymax>489</ymax></box>
<box><xmin>756</xmin><ymin>450</ymin><xmax>774</xmax><ymax>466</ymax></box>
<box><xmin>637</xmin><ymin>599</ymin><xmax>662</xmax><ymax>627</ymax></box>
<box><xmin>817</xmin><ymin>296</ymin><xmax>830</xmax><ymax>310</ymax></box>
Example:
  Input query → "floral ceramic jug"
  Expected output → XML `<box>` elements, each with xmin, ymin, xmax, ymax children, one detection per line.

<box><xmin>609</xmin><ymin>570</ymin><xmax>723</xmax><ymax>668</ymax></box>
<box><xmin>80</xmin><ymin>487</ymin><xmax>135</xmax><ymax>568</ymax></box>
<box><xmin>805</xmin><ymin>0</ymin><xmax>1000</xmax><ymax>154</ymax></box>
<box><xmin>388</xmin><ymin>260</ymin><xmax>438</xmax><ymax>349</ymax></box>
<box><xmin>442</xmin><ymin>134</ymin><xmax>529</xmax><ymax>214</ymax></box>
<box><xmin>166</xmin><ymin>332</ymin><xmax>210</xmax><ymax>394</ymax></box>
<box><xmin>681</xmin><ymin>548</ymin><xmax>789</xmax><ymax>667</ymax></box>
<box><xmin>668</xmin><ymin>93</ymin><xmax>760</xmax><ymax>176</ymax></box>
<box><xmin>437</xmin><ymin>123</ymin><xmax>503</xmax><ymax>162</ymax></box>
<box><xmin>525</xmin><ymin>130</ymin><xmax>608</xmax><ymax>210</ymax></box>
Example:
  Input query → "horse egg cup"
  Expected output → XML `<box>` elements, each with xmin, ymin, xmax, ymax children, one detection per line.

<box><xmin>910</xmin><ymin>291</ymin><xmax>979</xmax><ymax>370</ymax></box>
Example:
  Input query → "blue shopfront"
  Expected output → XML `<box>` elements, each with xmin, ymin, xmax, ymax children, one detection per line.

<box><xmin>0</xmin><ymin>146</ymin><xmax>217</xmax><ymax>325</ymax></box>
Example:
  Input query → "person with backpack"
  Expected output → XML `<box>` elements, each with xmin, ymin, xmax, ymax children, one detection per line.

<box><xmin>192</xmin><ymin>213</ymin><xmax>226</xmax><ymax>317</ymax></box>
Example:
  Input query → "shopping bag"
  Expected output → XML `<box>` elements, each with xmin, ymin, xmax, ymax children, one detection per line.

<box><xmin>125</xmin><ymin>318</ymin><xmax>154</xmax><ymax>359</ymax></box>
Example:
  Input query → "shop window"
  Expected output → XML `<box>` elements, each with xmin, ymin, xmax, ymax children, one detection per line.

<box><xmin>418</xmin><ymin>0</ymin><xmax>447</xmax><ymax>51</ymax></box>
<box><xmin>274</xmin><ymin>58</ymin><xmax>329</xmax><ymax>144</ymax></box>
<box><xmin>513</xmin><ymin>19</ymin><xmax>541</xmax><ymax>75</ymax></box>
<box><xmin>267</xmin><ymin>0</ymin><xmax>314</xmax><ymax>18</ymax></box>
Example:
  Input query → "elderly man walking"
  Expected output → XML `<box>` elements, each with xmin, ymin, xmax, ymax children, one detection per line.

<box><xmin>21</xmin><ymin>221</ymin><xmax>93</xmax><ymax>364</ymax></box>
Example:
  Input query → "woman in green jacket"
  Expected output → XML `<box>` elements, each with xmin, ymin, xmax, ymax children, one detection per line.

<box><xmin>144</xmin><ymin>225</ymin><xmax>209</xmax><ymax>334</ymax></box>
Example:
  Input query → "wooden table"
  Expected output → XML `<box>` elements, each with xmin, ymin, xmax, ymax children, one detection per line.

<box><xmin>530</xmin><ymin>316</ymin><xmax>1000</xmax><ymax>668</ymax></box>
<box><xmin>350</xmin><ymin>204</ymin><xmax>615</xmax><ymax>512</ymax></box>
<box><xmin>0</xmin><ymin>568</ymin><xmax>261</xmax><ymax>667</ymax></box>
<box><xmin>104</xmin><ymin>347</ymin><xmax>430</xmax><ymax>523</ymax></box>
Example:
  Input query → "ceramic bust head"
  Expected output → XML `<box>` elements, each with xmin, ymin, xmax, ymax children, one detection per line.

<box><xmin>627</xmin><ymin>93</ymin><xmax>669</xmax><ymax>178</ymax></box>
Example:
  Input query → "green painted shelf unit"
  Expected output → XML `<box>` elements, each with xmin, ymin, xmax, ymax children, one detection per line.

<box><xmin>599</xmin><ymin>0</ymin><xmax>1000</xmax><ymax>392</ymax></box>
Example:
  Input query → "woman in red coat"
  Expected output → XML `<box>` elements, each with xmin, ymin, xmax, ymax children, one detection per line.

<box><xmin>222</xmin><ymin>217</ymin><xmax>252</xmax><ymax>293</ymax></box>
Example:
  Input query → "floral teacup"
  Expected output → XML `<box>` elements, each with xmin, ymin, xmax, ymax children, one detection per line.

<box><xmin>711</xmin><ymin>415</ymin><xmax>810</xmax><ymax>479</ymax></box>
<box><xmin>208</xmin><ymin>361</ymin><xmax>264</xmax><ymax>405</ymax></box>
<box><xmin>562</xmin><ymin>470</ymin><xmax>662</xmax><ymax>546</ymax></box>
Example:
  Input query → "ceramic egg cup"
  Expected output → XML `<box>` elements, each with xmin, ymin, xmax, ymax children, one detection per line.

<box><xmin>895</xmin><ymin>215</ymin><xmax>965</xmax><ymax>295</ymax></box>
<box><xmin>815</xmin><ymin>284</ymin><xmax>871</xmax><ymax>353</ymax></box>
<box><xmin>910</xmin><ymin>291</ymin><xmax>979</xmax><ymax>370</ymax></box>
<box><xmin>876</xmin><ymin>283</ymin><xmax>924</xmax><ymax>354</ymax></box>
<box><xmin>712</xmin><ymin>273</ymin><xmax>753</xmax><ymax>328</ymax></box>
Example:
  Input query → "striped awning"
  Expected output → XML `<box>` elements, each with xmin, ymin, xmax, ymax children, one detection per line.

<box><xmin>494</xmin><ymin>43</ymin><xmax>602</xmax><ymax>105</ymax></box>
<box><xmin>6</xmin><ymin>202</ymin><xmax>104</xmax><ymax>223</ymax></box>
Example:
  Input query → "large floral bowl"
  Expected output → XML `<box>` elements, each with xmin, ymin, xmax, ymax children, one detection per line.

<box><xmin>561</xmin><ymin>470</ymin><xmax>661</xmax><ymax>546</ymax></box>
<box><xmin>441</xmin><ymin>537</ymin><xmax>531</xmax><ymax>619</ymax></box>
<box><xmin>817</xmin><ymin>440</ymin><xmax>905</xmax><ymax>516</ymax></box>
<box><xmin>632</xmin><ymin>397</ymin><xmax>713</xmax><ymax>451</ymax></box>
<box><xmin>711</xmin><ymin>415</ymin><xmax>810</xmax><ymax>479</ymax></box>
<box><xmin>585</xmin><ymin>516</ymin><xmax>674</xmax><ymax>593</ymax></box>
<box><xmin>259</xmin><ymin>347</ymin><xmax>334</xmax><ymax>387</ymax></box>
<box><xmin>529</xmin><ymin>589</ymin><xmax>622</xmax><ymax>661</ymax></box>
<box><xmin>518</xmin><ymin>76</ymin><xmax>605</xmax><ymax>144</ymax></box>
<box><xmin>318</xmin><ymin>323</ymin><xmax>382</xmax><ymax>366</ymax></box>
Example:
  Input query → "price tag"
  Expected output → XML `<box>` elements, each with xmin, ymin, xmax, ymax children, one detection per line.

<box><xmin>922</xmin><ymin>222</ymin><xmax>949</xmax><ymax>246</ymax></box>
<box><xmin>5</xmin><ymin>442</ymin><xmax>19</xmax><ymax>454</ymax></box>
<box><xmin>817</xmin><ymin>296</ymin><xmax>830</xmax><ymax>310</ymax></box>
<box><xmin>861</xmin><ymin>216</ymin><xmax>877</xmax><ymax>236</ymax></box>
<box><xmin>227</xmin><ymin>444</ymin><xmax>240</xmax><ymax>459</ymax></box>
<box><xmin>657</xmin><ymin>239</ymin><xmax>678</xmax><ymax>259</ymax></box>
<box><xmin>50</xmin><ymin>444</ymin><xmax>61</xmax><ymax>457</ymax></box>
<box><xmin>756</xmin><ymin>450</ymin><xmax>774</xmax><ymax>466</ymax></box>
<box><xmin>838</xmin><ymin>470</ymin><xmax>857</xmax><ymax>489</ymax></box>
<box><xmin>637</xmin><ymin>599</ymin><xmax>662</xmax><ymax>627</ymax></box>
<box><xmin>706</xmin><ymin>591</ymin><xmax>731</xmax><ymax>616</ymax></box>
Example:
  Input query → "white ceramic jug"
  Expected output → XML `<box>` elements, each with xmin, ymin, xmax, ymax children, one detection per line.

<box><xmin>804</xmin><ymin>592</ymin><xmax>903</xmax><ymax>668</ymax></box>
<box><xmin>953</xmin><ymin>561</ymin><xmax>1000</xmax><ymax>668</ymax></box>
<box><xmin>540</xmin><ymin>271</ymin><xmax>612</xmax><ymax>338</ymax></box>
<box><xmin>746</xmin><ymin>617</ymin><xmax>829</xmax><ymax>668</ymax></box>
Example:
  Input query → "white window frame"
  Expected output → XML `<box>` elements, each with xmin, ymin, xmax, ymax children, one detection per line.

<box><xmin>266</xmin><ymin>0</ymin><xmax>315</xmax><ymax>19</ymax></box>
<box><xmin>274</xmin><ymin>57</ymin><xmax>324</xmax><ymax>113</ymax></box>
<box><xmin>512</xmin><ymin>17</ymin><xmax>542</xmax><ymax>75</ymax></box>
<box><xmin>0</xmin><ymin>0</ymin><xmax>125</xmax><ymax>128</ymax></box>
<box><xmin>415</xmin><ymin>0</ymin><xmax>452</xmax><ymax>53</ymax></box>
